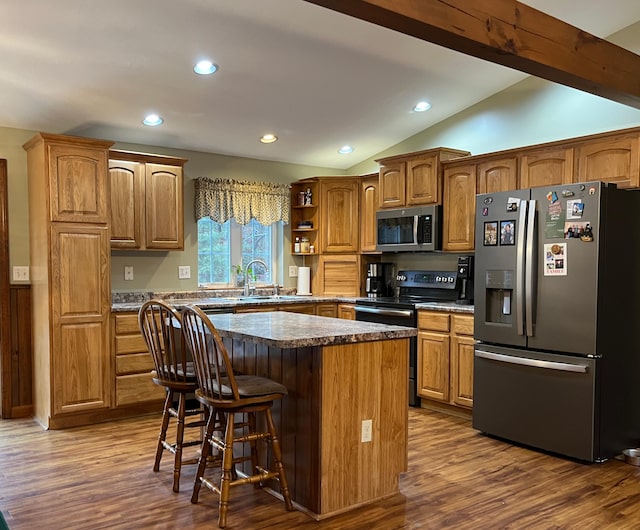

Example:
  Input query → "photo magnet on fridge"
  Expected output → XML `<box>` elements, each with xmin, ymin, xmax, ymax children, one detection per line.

<box><xmin>507</xmin><ymin>197</ymin><xmax>519</xmax><ymax>212</ymax></box>
<box><xmin>500</xmin><ymin>220</ymin><xmax>515</xmax><ymax>246</ymax></box>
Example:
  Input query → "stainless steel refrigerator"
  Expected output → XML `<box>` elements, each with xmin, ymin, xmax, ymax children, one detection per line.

<box><xmin>473</xmin><ymin>181</ymin><xmax>640</xmax><ymax>462</ymax></box>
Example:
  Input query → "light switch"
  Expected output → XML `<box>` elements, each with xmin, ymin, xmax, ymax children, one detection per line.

<box><xmin>289</xmin><ymin>265</ymin><xmax>298</xmax><ymax>277</ymax></box>
<box><xmin>178</xmin><ymin>266</ymin><xmax>191</xmax><ymax>279</ymax></box>
<box><xmin>124</xmin><ymin>266</ymin><xmax>134</xmax><ymax>281</ymax></box>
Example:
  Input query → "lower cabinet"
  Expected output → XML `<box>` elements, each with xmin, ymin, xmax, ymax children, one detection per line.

<box><xmin>112</xmin><ymin>312</ymin><xmax>165</xmax><ymax>407</ymax></box>
<box><xmin>337</xmin><ymin>303</ymin><xmax>356</xmax><ymax>320</ymax></box>
<box><xmin>417</xmin><ymin>310</ymin><xmax>474</xmax><ymax>410</ymax></box>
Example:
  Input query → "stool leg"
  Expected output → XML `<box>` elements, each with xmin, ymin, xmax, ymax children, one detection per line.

<box><xmin>172</xmin><ymin>391</ymin><xmax>187</xmax><ymax>493</ymax></box>
<box><xmin>218</xmin><ymin>411</ymin><xmax>235</xmax><ymax>528</ymax></box>
<box><xmin>191</xmin><ymin>405</ymin><xmax>216</xmax><ymax>504</ymax></box>
<box><xmin>265</xmin><ymin>408</ymin><xmax>293</xmax><ymax>511</ymax></box>
<box><xmin>247</xmin><ymin>412</ymin><xmax>260</xmax><ymax>488</ymax></box>
<box><xmin>155</xmin><ymin>389</ymin><xmax>173</xmax><ymax>472</ymax></box>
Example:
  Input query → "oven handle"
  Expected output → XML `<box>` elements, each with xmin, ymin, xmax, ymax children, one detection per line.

<box><xmin>354</xmin><ymin>306</ymin><xmax>414</xmax><ymax>319</ymax></box>
<box><xmin>475</xmin><ymin>349</ymin><xmax>588</xmax><ymax>373</ymax></box>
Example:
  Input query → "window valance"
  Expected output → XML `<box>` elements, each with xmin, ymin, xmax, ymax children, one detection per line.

<box><xmin>194</xmin><ymin>177</ymin><xmax>290</xmax><ymax>225</ymax></box>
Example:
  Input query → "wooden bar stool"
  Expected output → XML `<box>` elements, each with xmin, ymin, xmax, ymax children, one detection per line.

<box><xmin>138</xmin><ymin>299</ymin><xmax>205</xmax><ymax>493</ymax></box>
<box><xmin>180</xmin><ymin>305</ymin><xmax>294</xmax><ymax>529</ymax></box>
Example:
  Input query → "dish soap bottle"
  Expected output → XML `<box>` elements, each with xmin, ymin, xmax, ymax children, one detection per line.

<box><xmin>294</xmin><ymin>237</ymin><xmax>301</xmax><ymax>253</ymax></box>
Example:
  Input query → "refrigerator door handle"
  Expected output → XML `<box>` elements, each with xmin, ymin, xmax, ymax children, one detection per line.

<box><xmin>475</xmin><ymin>349</ymin><xmax>588</xmax><ymax>373</ymax></box>
<box><xmin>515</xmin><ymin>200</ymin><xmax>528</xmax><ymax>335</ymax></box>
<box><xmin>525</xmin><ymin>199</ymin><xmax>537</xmax><ymax>337</ymax></box>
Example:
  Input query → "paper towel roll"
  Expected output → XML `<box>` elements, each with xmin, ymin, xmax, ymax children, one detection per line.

<box><xmin>297</xmin><ymin>266</ymin><xmax>311</xmax><ymax>295</ymax></box>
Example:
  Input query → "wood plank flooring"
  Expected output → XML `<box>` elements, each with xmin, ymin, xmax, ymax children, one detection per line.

<box><xmin>2</xmin><ymin>407</ymin><xmax>640</xmax><ymax>529</ymax></box>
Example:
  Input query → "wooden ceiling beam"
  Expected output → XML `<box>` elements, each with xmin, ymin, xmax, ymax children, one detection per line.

<box><xmin>303</xmin><ymin>0</ymin><xmax>640</xmax><ymax>108</ymax></box>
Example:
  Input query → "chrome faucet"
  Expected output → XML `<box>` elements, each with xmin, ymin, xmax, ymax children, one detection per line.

<box><xmin>243</xmin><ymin>259</ymin><xmax>268</xmax><ymax>296</ymax></box>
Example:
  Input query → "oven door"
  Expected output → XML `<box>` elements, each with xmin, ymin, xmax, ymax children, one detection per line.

<box><xmin>354</xmin><ymin>304</ymin><xmax>420</xmax><ymax>407</ymax></box>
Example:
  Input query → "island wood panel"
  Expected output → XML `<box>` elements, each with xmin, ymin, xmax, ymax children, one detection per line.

<box><xmin>222</xmin><ymin>337</ymin><xmax>322</xmax><ymax>514</ymax></box>
<box><xmin>220</xmin><ymin>335</ymin><xmax>407</xmax><ymax>518</ymax></box>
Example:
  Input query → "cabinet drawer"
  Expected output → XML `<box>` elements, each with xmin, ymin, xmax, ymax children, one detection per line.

<box><xmin>116</xmin><ymin>373</ymin><xmax>165</xmax><ymax>406</ymax></box>
<box><xmin>452</xmin><ymin>315</ymin><xmax>474</xmax><ymax>336</ymax></box>
<box><xmin>115</xmin><ymin>334</ymin><xmax>147</xmax><ymax>355</ymax></box>
<box><xmin>418</xmin><ymin>311</ymin><xmax>450</xmax><ymax>332</ymax></box>
<box><xmin>114</xmin><ymin>313</ymin><xmax>140</xmax><ymax>334</ymax></box>
<box><xmin>116</xmin><ymin>352</ymin><xmax>154</xmax><ymax>375</ymax></box>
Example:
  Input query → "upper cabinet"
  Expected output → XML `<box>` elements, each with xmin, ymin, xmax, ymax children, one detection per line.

<box><xmin>377</xmin><ymin>148</ymin><xmax>470</xmax><ymax>209</ymax></box>
<box><xmin>359</xmin><ymin>173</ymin><xmax>379</xmax><ymax>253</ymax></box>
<box><xmin>442</xmin><ymin>162</ymin><xmax>477</xmax><ymax>252</ymax></box>
<box><xmin>519</xmin><ymin>147</ymin><xmax>574</xmax><ymax>189</ymax></box>
<box><xmin>320</xmin><ymin>177</ymin><xmax>359</xmax><ymax>254</ymax></box>
<box><xmin>109</xmin><ymin>151</ymin><xmax>187</xmax><ymax>250</ymax></box>
<box><xmin>575</xmin><ymin>132</ymin><xmax>640</xmax><ymax>189</ymax></box>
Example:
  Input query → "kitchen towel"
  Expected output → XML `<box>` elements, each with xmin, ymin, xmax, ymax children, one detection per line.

<box><xmin>297</xmin><ymin>267</ymin><xmax>311</xmax><ymax>295</ymax></box>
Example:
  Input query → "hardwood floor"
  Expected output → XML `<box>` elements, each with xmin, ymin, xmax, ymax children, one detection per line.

<box><xmin>2</xmin><ymin>407</ymin><xmax>640</xmax><ymax>529</ymax></box>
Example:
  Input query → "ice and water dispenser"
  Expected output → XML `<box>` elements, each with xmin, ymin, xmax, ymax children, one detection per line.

<box><xmin>483</xmin><ymin>269</ymin><xmax>514</xmax><ymax>324</ymax></box>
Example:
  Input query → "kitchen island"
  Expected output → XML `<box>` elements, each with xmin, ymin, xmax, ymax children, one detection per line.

<box><xmin>205</xmin><ymin>311</ymin><xmax>416</xmax><ymax>520</ymax></box>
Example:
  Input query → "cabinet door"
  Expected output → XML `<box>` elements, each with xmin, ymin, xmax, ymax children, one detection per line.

<box><xmin>442</xmin><ymin>164</ymin><xmax>476</xmax><ymax>252</ymax></box>
<box><xmin>316</xmin><ymin>303</ymin><xmax>338</xmax><ymax>317</ymax></box>
<box><xmin>317</xmin><ymin>255</ymin><xmax>360</xmax><ymax>296</ymax></box>
<box><xmin>417</xmin><ymin>331</ymin><xmax>450</xmax><ymax>402</ymax></box>
<box><xmin>477</xmin><ymin>157</ymin><xmax>518</xmax><ymax>194</ymax></box>
<box><xmin>576</xmin><ymin>134</ymin><xmax>640</xmax><ymax>188</ymax></box>
<box><xmin>48</xmin><ymin>144</ymin><xmax>109</xmax><ymax>223</ymax></box>
<box><xmin>360</xmin><ymin>175</ymin><xmax>379</xmax><ymax>253</ymax></box>
<box><xmin>406</xmin><ymin>156</ymin><xmax>440</xmax><ymax>205</ymax></box>
<box><xmin>279</xmin><ymin>304</ymin><xmax>316</xmax><ymax>315</ymax></box>
<box><xmin>379</xmin><ymin>162</ymin><xmax>406</xmax><ymax>208</ymax></box>
<box><xmin>519</xmin><ymin>148</ymin><xmax>574</xmax><ymax>189</ymax></box>
<box><xmin>338</xmin><ymin>304</ymin><xmax>355</xmax><ymax>320</ymax></box>
<box><xmin>451</xmin><ymin>334</ymin><xmax>475</xmax><ymax>408</ymax></box>
<box><xmin>51</xmin><ymin>223</ymin><xmax>111</xmax><ymax>414</ymax></box>
<box><xmin>145</xmin><ymin>163</ymin><xmax>184</xmax><ymax>249</ymax></box>
<box><xmin>320</xmin><ymin>180</ymin><xmax>359</xmax><ymax>253</ymax></box>
<box><xmin>109</xmin><ymin>160</ymin><xmax>144</xmax><ymax>248</ymax></box>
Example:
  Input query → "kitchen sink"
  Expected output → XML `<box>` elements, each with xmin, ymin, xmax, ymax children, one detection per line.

<box><xmin>221</xmin><ymin>295</ymin><xmax>302</xmax><ymax>301</ymax></box>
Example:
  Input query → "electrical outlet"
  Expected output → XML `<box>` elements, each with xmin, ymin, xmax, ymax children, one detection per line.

<box><xmin>178</xmin><ymin>265</ymin><xmax>191</xmax><ymax>279</ymax></box>
<box><xmin>124</xmin><ymin>266</ymin><xmax>134</xmax><ymax>281</ymax></box>
<box><xmin>12</xmin><ymin>266</ymin><xmax>29</xmax><ymax>282</ymax></box>
<box><xmin>289</xmin><ymin>265</ymin><xmax>298</xmax><ymax>277</ymax></box>
<box><xmin>361</xmin><ymin>419</ymin><xmax>372</xmax><ymax>443</ymax></box>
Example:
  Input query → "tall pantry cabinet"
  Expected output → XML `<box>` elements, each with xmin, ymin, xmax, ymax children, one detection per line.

<box><xmin>24</xmin><ymin>133</ymin><xmax>114</xmax><ymax>429</ymax></box>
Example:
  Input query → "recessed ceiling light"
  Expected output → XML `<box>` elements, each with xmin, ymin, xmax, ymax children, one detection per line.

<box><xmin>194</xmin><ymin>60</ymin><xmax>219</xmax><ymax>76</ymax></box>
<box><xmin>142</xmin><ymin>114</ymin><xmax>164</xmax><ymax>126</ymax></box>
<box><xmin>260</xmin><ymin>134</ymin><xmax>278</xmax><ymax>144</ymax></box>
<box><xmin>413</xmin><ymin>101</ymin><xmax>432</xmax><ymax>112</ymax></box>
<box><xmin>338</xmin><ymin>145</ymin><xmax>354</xmax><ymax>154</ymax></box>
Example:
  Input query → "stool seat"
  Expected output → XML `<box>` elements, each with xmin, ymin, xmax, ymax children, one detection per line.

<box><xmin>181</xmin><ymin>305</ymin><xmax>294</xmax><ymax>529</ymax></box>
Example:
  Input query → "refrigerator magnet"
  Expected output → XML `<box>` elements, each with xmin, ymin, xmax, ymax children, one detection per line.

<box><xmin>483</xmin><ymin>221</ymin><xmax>498</xmax><ymax>246</ymax></box>
<box><xmin>561</xmin><ymin>189</ymin><xmax>575</xmax><ymax>198</ymax></box>
<box><xmin>546</xmin><ymin>191</ymin><xmax>559</xmax><ymax>203</ymax></box>
<box><xmin>566</xmin><ymin>199</ymin><xmax>584</xmax><ymax>219</ymax></box>
<box><xmin>499</xmin><ymin>220</ymin><xmax>515</xmax><ymax>245</ymax></box>
<box><xmin>507</xmin><ymin>198</ymin><xmax>519</xmax><ymax>212</ymax></box>
<box><xmin>544</xmin><ymin>243</ymin><xmax>567</xmax><ymax>276</ymax></box>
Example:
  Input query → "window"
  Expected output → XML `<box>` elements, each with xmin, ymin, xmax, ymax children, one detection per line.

<box><xmin>198</xmin><ymin>218</ymin><xmax>277</xmax><ymax>285</ymax></box>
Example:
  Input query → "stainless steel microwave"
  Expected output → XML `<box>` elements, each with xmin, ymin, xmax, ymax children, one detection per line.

<box><xmin>376</xmin><ymin>205</ymin><xmax>441</xmax><ymax>252</ymax></box>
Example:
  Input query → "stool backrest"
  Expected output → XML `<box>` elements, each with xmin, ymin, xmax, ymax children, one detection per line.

<box><xmin>138</xmin><ymin>299</ymin><xmax>190</xmax><ymax>383</ymax></box>
<box><xmin>181</xmin><ymin>305</ymin><xmax>240</xmax><ymax>403</ymax></box>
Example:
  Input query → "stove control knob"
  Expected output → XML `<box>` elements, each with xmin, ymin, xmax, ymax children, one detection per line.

<box><xmin>396</xmin><ymin>274</ymin><xmax>406</xmax><ymax>282</ymax></box>
<box><xmin>436</xmin><ymin>276</ymin><xmax>441</xmax><ymax>283</ymax></box>
<box><xmin>448</xmin><ymin>276</ymin><xmax>455</xmax><ymax>283</ymax></box>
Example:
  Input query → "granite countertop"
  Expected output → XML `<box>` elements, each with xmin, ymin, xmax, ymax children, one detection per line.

<box><xmin>415</xmin><ymin>301</ymin><xmax>475</xmax><ymax>314</ymax></box>
<box><xmin>206</xmin><ymin>311</ymin><xmax>417</xmax><ymax>348</ymax></box>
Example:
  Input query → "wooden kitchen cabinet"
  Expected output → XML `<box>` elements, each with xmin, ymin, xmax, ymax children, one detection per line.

<box><xmin>112</xmin><ymin>312</ymin><xmax>165</xmax><ymax>407</ymax></box>
<box><xmin>417</xmin><ymin>310</ymin><xmax>474</xmax><ymax>410</ymax></box>
<box><xmin>519</xmin><ymin>147</ymin><xmax>574</xmax><ymax>189</ymax></box>
<box><xmin>109</xmin><ymin>150</ymin><xmax>187</xmax><ymax>250</ymax></box>
<box><xmin>338</xmin><ymin>304</ymin><xmax>356</xmax><ymax>320</ymax></box>
<box><xmin>319</xmin><ymin>177</ymin><xmax>359</xmax><ymax>253</ymax></box>
<box><xmin>377</xmin><ymin>148</ymin><xmax>470</xmax><ymax>209</ymax></box>
<box><xmin>24</xmin><ymin>133</ymin><xmax>114</xmax><ymax>429</ymax></box>
<box><xmin>316</xmin><ymin>303</ymin><xmax>338</xmax><ymax>317</ymax></box>
<box><xmin>359</xmin><ymin>173</ymin><xmax>379</xmax><ymax>253</ymax></box>
<box><xmin>575</xmin><ymin>131</ymin><xmax>640</xmax><ymax>188</ymax></box>
<box><xmin>442</xmin><ymin>162</ymin><xmax>477</xmax><ymax>252</ymax></box>
<box><xmin>313</xmin><ymin>254</ymin><xmax>361</xmax><ymax>297</ymax></box>
<box><xmin>476</xmin><ymin>157</ymin><xmax>518</xmax><ymax>194</ymax></box>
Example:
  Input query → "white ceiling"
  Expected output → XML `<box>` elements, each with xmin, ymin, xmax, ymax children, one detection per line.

<box><xmin>2</xmin><ymin>0</ymin><xmax>640</xmax><ymax>169</ymax></box>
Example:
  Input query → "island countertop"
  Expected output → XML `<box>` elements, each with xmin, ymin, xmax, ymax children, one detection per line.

<box><xmin>206</xmin><ymin>311</ymin><xmax>416</xmax><ymax>348</ymax></box>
